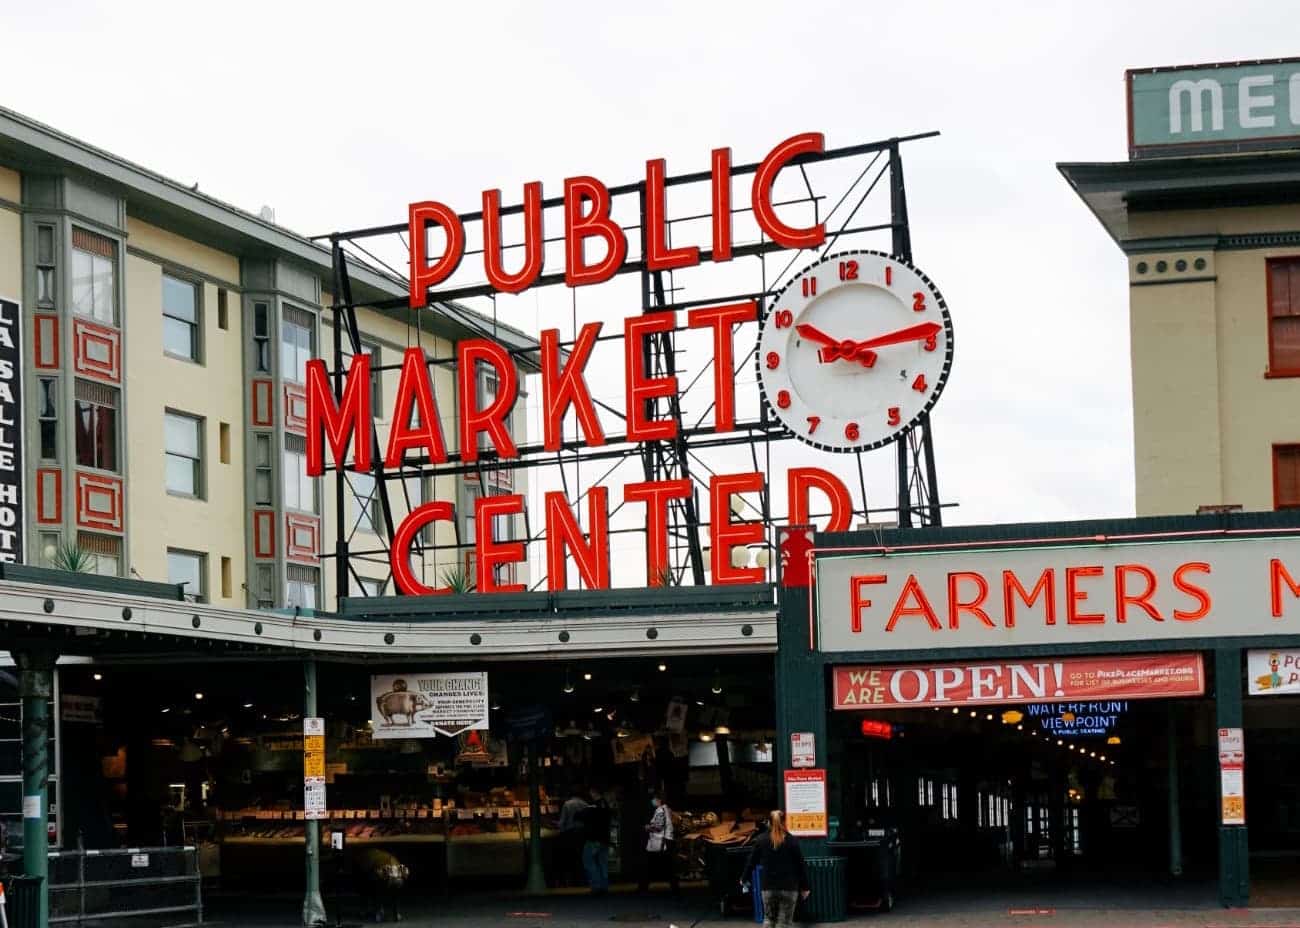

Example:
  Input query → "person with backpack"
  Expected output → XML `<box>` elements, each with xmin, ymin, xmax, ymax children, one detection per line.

<box><xmin>579</xmin><ymin>785</ymin><xmax>612</xmax><ymax>895</ymax></box>
<box><xmin>741</xmin><ymin>810</ymin><xmax>811</xmax><ymax>928</ymax></box>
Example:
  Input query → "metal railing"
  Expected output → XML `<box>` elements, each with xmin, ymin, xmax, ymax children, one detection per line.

<box><xmin>47</xmin><ymin>844</ymin><xmax>202</xmax><ymax>926</ymax></box>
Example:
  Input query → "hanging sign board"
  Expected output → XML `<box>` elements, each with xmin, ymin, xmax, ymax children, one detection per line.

<box><xmin>371</xmin><ymin>672</ymin><xmax>489</xmax><ymax>739</ymax></box>
<box><xmin>833</xmin><ymin>653</ymin><xmax>1204</xmax><ymax>710</ymax></box>
<box><xmin>0</xmin><ymin>297</ymin><xmax>23</xmax><ymax>565</ymax></box>
<box><xmin>790</xmin><ymin>732</ymin><xmax>816</xmax><ymax>768</ymax></box>
<box><xmin>783</xmin><ymin>769</ymin><xmax>828</xmax><ymax>837</ymax></box>
<box><xmin>1247</xmin><ymin>648</ymin><xmax>1300</xmax><ymax>695</ymax></box>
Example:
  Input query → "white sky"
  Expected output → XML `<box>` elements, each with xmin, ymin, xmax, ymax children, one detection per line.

<box><xmin>5</xmin><ymin>0</ymin><xmax>1296</xmax><ymax>578</ymax></box>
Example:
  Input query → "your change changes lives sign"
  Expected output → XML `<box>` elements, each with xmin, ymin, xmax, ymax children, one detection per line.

<box><xmin>371</xmin><ymin>672</ymin><xmax>489</xmax><ymax>739</ymax></box>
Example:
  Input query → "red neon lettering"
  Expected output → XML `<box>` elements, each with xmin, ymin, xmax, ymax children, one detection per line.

<box><xmin>1172</xmin><ymin>562</ymin><xmax>1212</xmax><ymax>621</ymax></box>
<box><xmin>885</xmin><ymin>575</ymin><xmax>941</xmax><ymax>632</ymax></box>
<box><xmin>408</xmin><ymin>201</ymin><xmax>465</xmax><ymax>307</ymax></box>
<box><xmin>787</xmin><ymin>467</ymin><xmax>852</xmax><ymax>533</ymax></box>
<box><xmin>1065</xmin><ymin>566</ymin><xmax>1105</xmax><ymax>624</ymax></box>
<box><xmin>1114</xmin><ymin>563</ymin><xmax>1162</xmax><ymax>623</ymax></box>
<box><xmin>947</xmin><ymin>572</ymin><xmax>994</xmax><ymax>629</ymax></box>
<box><xmin>850</xmin><ymin>575</ymin><xmax>887</xmax><ymax>633</ymax></box>
<box><xmin>1270</xmin><ymin>558</ymin><xmax>1300</xmax><ymax>618</ymax></box>
<box><xmin>751</xmin><ymin>133</ymin><xmax>827</xmax><ymax>249</ymax></box>
<box><xmin>1002</xmin><ymin>569</ymin><xmax>1055</xmax><ymax>628</ymax></box>
<box><xmin>482</xmin><ymin>183</ymin><xmax>545</xmax><ymax>293</ymax></box>
<box><xmin>390</xmin><ymin>502</ymin><xmax>455</xmax><ymax>595</ymax></box>
<box><xmin>541</xmin><ymin>323</ymin><xmax>605</xmax><ymax>452</ymax></box>
<box><xmin>711</xmin><ymin>147</ymin><xmax>732</xmax><ymax>262</ymax></box>
<box><xmin>687</xmin><ymin>301</ymin><xmax>756</xmax><ymax>433</ymax></box>
<box><xmin>544</xmin><ymin>487</ymin><xmax>610</xmax><ymax>591</ymax></box>
<box><xmin>564</xmin><ymin>175</ymin><xmax>627</xmax><ymax>287</ymax></box>
<box><xmin>624</xmin><ymin>479</ymin><xmax>692</xmax><ymax>586</ymax></box>
<box><xmin>709</xmin><ymin>472</ymin><xmax>765</xmax><ymax>585</ymax></box>
<box><xmin>457</xmin><ymin>340</ymin><xmax>519</xmax><ymax>463</ymax></box>
<box><xmin>644</xmin><ymin>159</ymin><xmax>699</xmax><ymax>272</ymax></box>
<box><xmin>304</xmin><ymin>355</ymin><xmax>371</xmax><ymax>476</ymax></box>
<box><xmin>475</xmin><ymin>494</ymin><xmax>525</xmax><ymax>594</ymax></box>
<box><xmin>384</xmin><ymin>347</ymin><xmax>448</xmax><ymax>468</ymax></box>
<box><xmin>624</xmin><ymin>312</ymin><xmax>679</xmax><ymax>442</ymax></box>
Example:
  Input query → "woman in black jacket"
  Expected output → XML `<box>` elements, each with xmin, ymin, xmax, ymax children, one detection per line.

<box><xmin>740</xmin><ymin>811</ymin><xmax>810</xmax><ymax>928</ymax></box>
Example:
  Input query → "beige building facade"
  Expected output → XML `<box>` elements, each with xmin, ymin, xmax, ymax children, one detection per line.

<box><xmin>1061</xmin><ymin>60</ymin><xmax>1300</xmax><ymax>516</ymax></box>
<box><xmin>0</xmin><ymin>106</ymin><xmax>531</xmax><ymax>611</ymax></box>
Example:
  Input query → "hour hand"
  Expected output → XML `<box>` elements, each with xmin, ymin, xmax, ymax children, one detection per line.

<box><xmin>795</xmin><ymin>323</ymin><xmax>838</xmax><ymax>347</ymax></box>
<box><xmin>796</xmin><ymin>324</ymin><xmax>877</xmax><ymax>367</ymax></box>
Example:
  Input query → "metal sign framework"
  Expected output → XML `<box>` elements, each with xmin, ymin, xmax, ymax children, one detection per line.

<box><xmin>320</xmin><ymin>132</ymin><xmax>946</xmax><ymax>597</ymax></box>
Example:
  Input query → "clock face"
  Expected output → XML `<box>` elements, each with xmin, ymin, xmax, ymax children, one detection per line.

<box><xmin>756</xmin><ymin>250</ymin><xmax>953</xmax><ymax>453</ymax></box>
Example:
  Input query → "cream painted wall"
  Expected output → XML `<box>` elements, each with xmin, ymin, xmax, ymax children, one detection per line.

<box><xmin>124</xmin><ymin>253</ymin><xmax>246</xmax><ymax>603</ymax></box>
<box><xmin>0</xmin><ymin>166</ymin><xmax>19</xmax><ymax>204</ymax></box>
<box><xmin>0</xmin><ymin>206</ymin><xmax>20</xmax><ymax>306</ymax></box>
<box><xmin>1128</xmin><ymin>204</ymin><xmax>1300</xmax><ymax>239</ymax></box>
<box><xmin>126</xmin><ymin>218</ymin><xmax>239</xmax><ymax>285</ymax></box>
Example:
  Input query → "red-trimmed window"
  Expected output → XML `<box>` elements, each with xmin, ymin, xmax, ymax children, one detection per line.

<box><xmin>1268</xmin><ymin>258</ymin><xmax>1300</xmax><ymax>373</ymax></box>
<box><xmin>1274</xmin><ymin>444</ymin><xmax>1300</xmax><ymax>510</ymax></box>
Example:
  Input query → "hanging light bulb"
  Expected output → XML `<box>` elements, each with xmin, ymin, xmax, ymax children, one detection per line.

<box><xmin>583</xmin><ymin>672</ymin><xmax>593</xmax><ymax>682</ymax></box>
<box><xmin>730</xmin><ymin>546</ymin><xmax>748</xmax><ymax>569</ymax></box>
<box><xmin>563</xmin><ymin>670</ymin><xmax>575</xmax><ymax>694</ymax></box>
<box><xmin>714</xmin><ymin>725</ymin><xmax>731</xmax><ymax>736</ymax></box>
<box><xmin>754</xmin><ymin>547</ymin><xmax>770</xmax><ymax>569</ymax></box>
<box><xmin>657</xmin><ymin>663</ymin><xmax>668</xmax><ymax>673</ymax></box>
<box><xmin>711</xmin><ymin>671</ymin><xmax>723</xmax><ymax>695</ymax></box>
<box><xmin>630</xmin><ymin>689</ymin><xmax>641</xmax><ymax>703</ymax></box>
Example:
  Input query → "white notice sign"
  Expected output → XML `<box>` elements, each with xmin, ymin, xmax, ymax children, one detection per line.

<box><xmin>1217</xmin><ymin>727</ymin><xmax>1244</xmax><ymax>767</ymax></box>
<box><xmin>791</xmin><ymin>732</ymin><xmax>816</xmax><ymax>768</ymax></box>
<box><xmin>371</xmin><ymin>672</ymin><xmax>489</xmax><ymax>739</ymax></box>
<box><xmin>304</xmin><ymin>777</ymin><xmax>327</xmax><ymax>821</ymax></box>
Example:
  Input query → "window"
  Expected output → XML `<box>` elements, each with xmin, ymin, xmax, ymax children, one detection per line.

<box><xmin>404</xmin><ymin>474</ymin><xmax>434</xmax><ymax>544</ymax></box>
<box><xmin>283</xmin><ymin>434</ymin><xmax>316</xmax><ymax>513</ymax></box>
<box><xmin>253</xmin><ymin>434</ymin><xmax>273</xmax><ymax>505</ymax></box>
<box><xmin>167</xmin><ymin>549</ymin><xmax>207</xmax><ymax>603</ymax></box>
<box><xmin>220</xmin><ymin>556</ymin><xmax>232</xmax><ymax>599</ymax></box>
<box><xmin>286</xmin><ymin>565</ymin><xmax>319</xmax><ymax>610</ymax></box>
<box><xmin>1269</xmin><ymin>258</ymin><xmax>1300</xmax><ymax>373</ymax></box>
<box><xmin>281</xmin><ymin>305</ymin><xmax>315</xmax><ymax>384</ymax></box>
<box><xmin>37</xmin><ymin>378</ymin><xmax>57</xmax><ymax>461</ymax></box>
<box><xmin>35</xmin><ymin>224</ymin><xmax>55</xmax><ymax>307</ymax></box>
<box><xmin>254</xmin><ymin>565</ymin><xmax>274</xmax><ymax>609</ymax></box>
<box><xmin>37</xmin><ymin>532</ymin><xmax>60</xmax><ymax>568</ymax></box>
<box><xmin>1275</xmin><ymin>445</ymin><xmax>1300</xmax><ymax>509</ymax></box>
<box><xmin>217</xmin><ymin>289</ymin><xmax>228</xmax><ymax>330</ymax></box>
<box><xmin>71</xmin><ymin>228</ymin><xmax>116</xmax><ymax>325</ymax></box>
<box><xmin>341</xmin><ymin>339</ymin><xmax>382</xmax><ymax>410</ymax></box>
<box><xmin>351</xmin><ymin>472</ymin><xmax>380</xmax><ymax>535</ymax></box>
<box><xmin>353</xmin><ymin>577</ymin><xmax>386</xmax><ymax>597</ymax></box>
<box><xmin>74</xmin><ymin>380</ymin><xmax>118</xmax><ymax>472</ymax></box>
<box><xmin>163</xmin><ymin>275</ymin><xmax>200</xmax><ymax>361</ymax></box>
<box><xmin>77</xmin><ymin>532</ymin><xmax>120</xmax><ymax>577</ymax></box>
<box><xmin>219</xmin><ymin>422</ymin><xmax>231</xmax><ymax>465</ymax></box>
<box><xmin>253</xmin><ymin>302</ymin><xmax>271</xmax><ymax>373</ymax></box>
<box><xmin>164</xmin><ymin>411</ymin><xmax>203</xmax><ymax>497</ymax></box>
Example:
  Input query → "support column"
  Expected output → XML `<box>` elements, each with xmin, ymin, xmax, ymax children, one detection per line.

<box><xmin>302</xmin><ymin>660</ymin><xmax>325</xmax><ymax>927</ymax></box>
<box><xmin>15</xmin><ymin>649</ymin><xmax>55</xmax><ymax>928</ymax></box>
<box><xmin>1167</xmin><ymin>705</ymin><xmax>1183</xmax><ymax>877</ymax></box>
<box><xmin>1215</xmin><ymin>648</ymin><xmax>1249</xmax><ymax>908</ymax></box>
<box><xmin>525</xmin><ymin>742</ymin><xmax>546</xmax><ymax>893</ymax></box>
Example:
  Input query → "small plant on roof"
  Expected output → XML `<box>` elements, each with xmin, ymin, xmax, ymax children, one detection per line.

<box><xmin>50</xmin><ymin>543</ymin><xmax>95</xmax><ymax>574</ymax></box>
<box><xmin>440</xmin><ymin>564</ymin><xmax>475</xmax><ymax>595</ymax></box>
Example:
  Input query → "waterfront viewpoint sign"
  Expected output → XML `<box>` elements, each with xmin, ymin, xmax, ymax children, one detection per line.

<box><xmin>1128</xmin><ymin>58</ymin><xmax>1300</xmax><ymax>157</ymax></box>
<box><xmin>308</xmin><ymin>133</ymin><xmax>955</xmax><ymax>596</ymax></box>
<box><xmin>816</xmin><ymin>536</ymin><xmax>1300</xmax><ymax>653</ymax></box>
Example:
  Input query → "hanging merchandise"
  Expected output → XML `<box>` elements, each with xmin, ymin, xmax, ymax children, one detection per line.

<box><xmin>665</xmin><ymin>699</ymin><xmax>687</xmax><ymax>733</ymax></box>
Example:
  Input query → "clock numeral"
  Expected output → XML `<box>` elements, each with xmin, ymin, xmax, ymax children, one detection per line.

<box><xmin>924</xmin><ymin>334</ymin><xmax>937</xmax><ymax>352</ymax></box>
<box><xmin>765</xmin><ymin>351</ymin><xmax>781</xmax><ymax>370</ymax></box>
<box><xmin>845</xmin><ymin>422</ymin><xmax>860</xmax><ymax>442</ymax></box>
<box><xmin>776</xmin><ymin>389</ymin><xmax>792</xmax><ymax>409</ymax></box>
<box><xmin>838</xmin><ymin>259</ymin><xmax>859</xmax><ymax>281</ymax></box>
<box><xmin>885</xmin><ymin>265</ymin><xmax>893</xmax><ymax>286</ymax></box>
<box><xmin>806</xmin><ymin>416</ymin><xmax>821</xmax><ymax>435</ymax></box>
<box><xmin>802</xmin><ymin>276</ymin><xmax>818</xmax><ymax>298</ymax></box>
<box><xmin>887</xmin><ymin>407</ymin><xmax>901</xmax><ymax>427</ymax></box>
<box><xmin>773</xmin><ymin>308</ymin><xmax>794</xmax><ymax>329</ymax></box>
<box><xmin>913</xmin><ymin>291</ymin><xmax>927</xmax><ymax>312</ymax></box>
<box><xmin>912</xmin><ymin>373</ymin><xmax>928</xmax><ymax>393</ymax></box>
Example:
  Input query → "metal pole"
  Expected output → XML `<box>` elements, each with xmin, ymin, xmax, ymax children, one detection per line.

<box><xmin>525</xmin><ymin>742</ymin><xmax>546</xmax><ymax>893</ymax></box>
<box><xmin>1167</xmin><ymin>706</ymin><xmax>1183</xmax><ymax>877</ymax></box>
<box><xmin>15</xmin><ymin>650</ymin><xmax>54</xmax><ymax>928</ymax></box>
<box><xmin>302</xmin><ymin>660</ymin><xmax>326</xmax><ymax>927</ymax></box>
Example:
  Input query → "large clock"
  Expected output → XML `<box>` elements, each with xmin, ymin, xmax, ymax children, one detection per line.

<box><xmin>756</xmin><ymin>249</ymin><xmax>953</xmax><ymax>453</ymax></box>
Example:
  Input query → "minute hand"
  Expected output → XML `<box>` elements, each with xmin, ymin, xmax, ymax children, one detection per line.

<box><xmin>851</xmin><ymin>321</ymin><xmax>941</xmax><ymax>352</ymax></box>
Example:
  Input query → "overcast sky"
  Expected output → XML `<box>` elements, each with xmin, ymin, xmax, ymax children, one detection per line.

<box><xmin>6</xmin><ymin>1</ymin><xmax>1296</xmax><ymax>569</ymax></box>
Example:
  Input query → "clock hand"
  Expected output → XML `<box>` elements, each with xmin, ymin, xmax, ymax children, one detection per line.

<box><xmin>795</xmin><ymin>322</ymin><xmax>877</xmax><ymax>367</ymax></box>
<box><xmin>849</xmin><ymin>321</ymin><xmax>942</xmax><ymax>353</ymax></box>
<box><xmin>794</xmin><ymin>323</ymin><xmax>839</xmax><ymax>347</ymax></box>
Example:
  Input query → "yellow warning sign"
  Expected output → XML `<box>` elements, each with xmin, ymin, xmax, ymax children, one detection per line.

<box><xmin>304</xmin><ymin>733</ymin><xmax>325</xmax><ymax>779</ymax></box>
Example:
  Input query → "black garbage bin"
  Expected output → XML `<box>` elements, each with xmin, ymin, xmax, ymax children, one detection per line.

<box><xmin>799</xmin><ymin>856</ymin><xmax>846</xmax><ymax>923</ymax></box>
<box><xmin>829</xmin><ymin>830</ymin><xmax>899</xmax><ymax>912</ymax></box>
<box><xmin>5</xmin><ymin>874</ymin><xmax>44</xmax><ymax>928</ymax></box>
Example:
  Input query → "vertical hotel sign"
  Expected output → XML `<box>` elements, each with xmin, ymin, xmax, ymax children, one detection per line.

<box><xmin>0</xmin><ymin>297</ymin><xmax>21</xmax><ymax>564</ymax></box>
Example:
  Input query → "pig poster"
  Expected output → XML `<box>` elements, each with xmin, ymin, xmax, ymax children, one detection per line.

<box><xmin>371</xmin><ymin>672</ymin><xmax>489</xmax><ymax>739</ymax></box>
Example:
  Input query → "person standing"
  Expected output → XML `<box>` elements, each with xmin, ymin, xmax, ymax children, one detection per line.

<box><xmin>741</xmin><ymin>811</ymin><xmax>810</xmax><ymax>928</ymax></box>
<box><xmin>579</xmin><ymin>786</ymin><xmax>612</xmax><ymax>895</ymax></box>
<box><xmin>557</xmin><ymin>788</ymin><xmax>589</xmax><ymax>887</ymax></box>
<box><xmin>637</xmin><ymin>791</ymin><xmax>679</xmax><ymax>895</ymax></box>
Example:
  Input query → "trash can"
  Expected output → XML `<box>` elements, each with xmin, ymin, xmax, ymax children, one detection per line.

<box><xmin>5</xmin><ymin>874</ymin><xmax>44</xmax><ymax>928</ymax></box>
<box><xmin>829</xmin><ymin>830</ymin><xmax>899</xmax><ymax>912</ymax></box>
<box><xmin>800</xmin><ymin>856</ymin><xmax>846</xmax><ymax>923</ymax></box>
<box><xmin>707</xmin><ymin>844</ymin><xmax>758</xmax><ymax>918</ymax></box>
